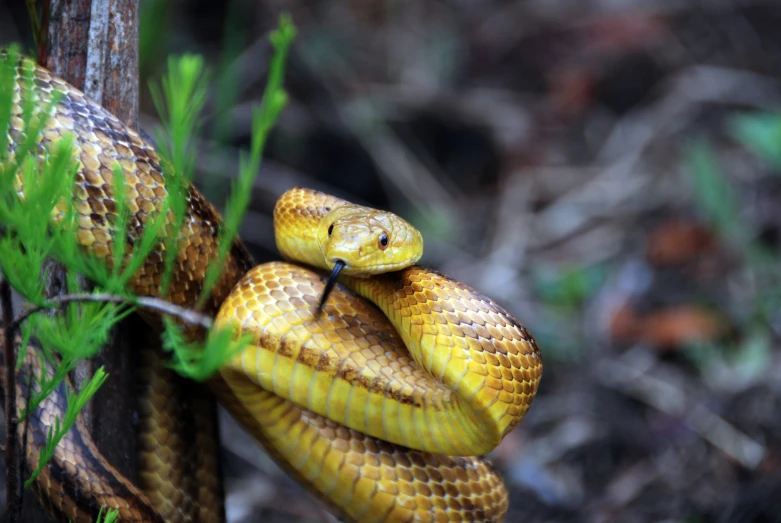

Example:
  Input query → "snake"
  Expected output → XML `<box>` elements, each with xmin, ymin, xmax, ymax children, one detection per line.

<box><xmin>0</xmin><ymin>56</ymin><xmax>543</xmax><ymax>522</ymax></box>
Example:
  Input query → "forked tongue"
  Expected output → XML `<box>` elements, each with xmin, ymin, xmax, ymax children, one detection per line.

<box><xmin>318</xmin><ymin>260</ymin><xmax>346</xmax><ymax>313</ymax></box>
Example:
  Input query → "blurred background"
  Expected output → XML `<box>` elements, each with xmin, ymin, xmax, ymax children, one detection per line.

<box><xmin>5</xmin><ymin>1</ymin><xmax>781</xmax><ymax>522</ymax></box>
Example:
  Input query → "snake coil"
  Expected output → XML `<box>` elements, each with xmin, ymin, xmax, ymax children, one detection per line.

<box><xmin>2</xmin><ymin>57</ymin><xmax>542</xmax><ymax>523</ymax></box>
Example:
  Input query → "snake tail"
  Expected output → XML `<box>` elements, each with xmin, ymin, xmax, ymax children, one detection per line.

<box><xmin>0</xmin><ymin>339</ymin><xmax>164</xmax><ymax>523</ymax></box>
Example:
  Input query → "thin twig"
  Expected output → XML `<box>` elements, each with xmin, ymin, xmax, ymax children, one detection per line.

<box><xmin>1</xmin><ymin>277</ymin><xmax>22</xmax><ymax>523</ymax></box>
<box><xmin>597</xmin><ymin>351</ymin><xmax>766</xmax><ymax>470</ymax></box>
<box><xmin>11</xmin><ymin>293</ymin><xmax>214</xmax><ymax>333</ymax></box>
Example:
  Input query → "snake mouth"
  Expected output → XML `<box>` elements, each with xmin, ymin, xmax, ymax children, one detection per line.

<box><xmin>318</xmin><ymin>259</ymin><xmax>346</xmax><ymax>313</ymax></box>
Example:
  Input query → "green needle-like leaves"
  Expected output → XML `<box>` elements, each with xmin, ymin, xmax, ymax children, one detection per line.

<box><xmin>24</xmin><ymin>366</ymin><xmax>109</xmax><ymax>487</ymax></box>
<box><xmin>96</xmin><ymin>506</ymin><xmax>120</xmax><ymax>523</ymax></box>
<box><xmin>149</xmin><ymin>54</ymin><xmax>209</xmax><ymax>295</ymax></box>
<box><xmin>161</xmin><ymin>316</ymin><xmax>251</xmax><ymax>381</ymax></box>
<box><xmin>196</xmin><ymin>13</ymin><xmax>295</xmax><ymax>309</ymax></box>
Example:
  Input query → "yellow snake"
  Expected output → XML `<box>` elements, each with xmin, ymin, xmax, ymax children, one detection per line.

<box><xmin>1</xmin><ymin>57</ymin><xmax>543</xmax><ymax>522</ymax></box>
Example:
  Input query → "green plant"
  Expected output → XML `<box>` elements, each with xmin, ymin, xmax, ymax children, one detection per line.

<box><xmin>682</xmin><ymin>112</ymin><xmax>781</xmax><ymax>375</ymax></box>
<box><xmin>96</xmin><ymin>506</ymin><xmax>120</xmax><ymax>523</ymax></box>
<box><xmin>529</xmin><ymin>263</ymin><xmax>608</xmax><ymax>362</ymax></box>
<box><xmin>730</xmin><ymin>112</ymin><xmax>781</xmax><ymax>170</ymax></box>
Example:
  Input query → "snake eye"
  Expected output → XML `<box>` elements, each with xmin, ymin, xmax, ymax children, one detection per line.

<box><xmin>328</xmin><ymin>224</ymin><xmax>334</xmax><ymax>236</ymax></box>
<box><xmin>378</xmin><ymin>232</ymin><xmax>389</xmax><ymax>250</ymax></box>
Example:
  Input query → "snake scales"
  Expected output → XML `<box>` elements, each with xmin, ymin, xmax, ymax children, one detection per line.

<box><xmin>1</xmin><ymin>57</ymin><xmax>542</xmax><ymax>522</ymax></box>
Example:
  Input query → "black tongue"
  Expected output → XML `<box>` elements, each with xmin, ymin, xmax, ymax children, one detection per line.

<box><xmin>317</xmin><ymin>260</ymin><xmax>346</xmax><ymax>314</ymax></box>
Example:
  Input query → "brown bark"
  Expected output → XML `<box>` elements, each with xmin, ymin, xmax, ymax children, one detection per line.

<box><xmin>45</xmin><ymin>0</ymin><xmax>139</xmax><ymax>128</ymax></box>
<box><xmin>22</xmin><ymin>2</ymin><xmax>142</xmax><ymax>521</ymax></box>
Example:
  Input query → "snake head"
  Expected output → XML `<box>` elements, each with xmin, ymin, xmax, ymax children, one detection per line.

<box><xmin>317</xmin><ymin>205</ymin><xmax>424</xmax><ymax>277</ymax></box>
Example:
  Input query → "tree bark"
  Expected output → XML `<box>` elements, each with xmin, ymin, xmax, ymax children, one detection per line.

<box><xmin>45</xmin><ymin>0</ymin><xmax>140</xmax><ymax>129</ymax></box>
<box><xmin>22</xmin><ymin>2</ymin><xmax>141</xmax><ymax>521</ymax></box>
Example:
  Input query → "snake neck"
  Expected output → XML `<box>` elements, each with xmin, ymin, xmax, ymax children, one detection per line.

<box><xmin>273</xmin><ymin>187</ymin><xmax>348</xmax><ymax>268</ymax></box>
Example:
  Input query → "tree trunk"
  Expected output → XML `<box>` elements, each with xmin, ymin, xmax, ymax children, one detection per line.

<box><xmin>22</xmin><ymin>2</ymin><xmax>141</xmax><ymax>521</ymax></box>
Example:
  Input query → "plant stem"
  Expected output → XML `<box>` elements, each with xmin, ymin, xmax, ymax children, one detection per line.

<box><xmin>1</xmin><ymin>277</ymin><xmax>22</xmax><ymax>523</ymax></box>
<box><xmin>11</xmin><ymin>293</ymin><xmax>214</xmax><ymax>333</ymax></box>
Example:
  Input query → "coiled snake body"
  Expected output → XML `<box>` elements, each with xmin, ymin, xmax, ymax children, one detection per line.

<box><xmin>2</xmin><ymin>58</ymin><xmax>542</xmax><ymax>522</ymax></box>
